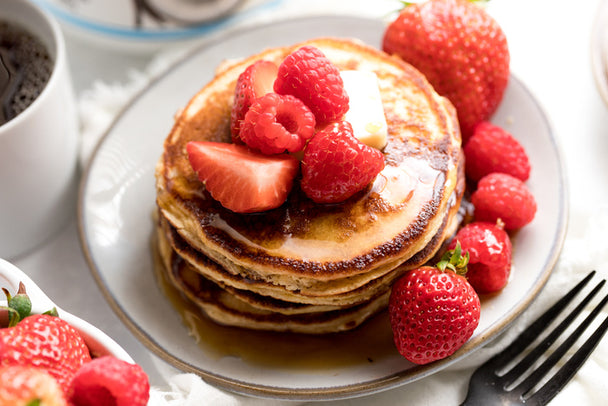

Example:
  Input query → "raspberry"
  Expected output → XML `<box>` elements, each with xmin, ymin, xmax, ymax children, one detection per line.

<box><xmin>301</xmin><ymin>121</ymin><xmax>384</xmax><ymax>203</ymax></box>
<box><xmin>471</xmin><ymin>173</ymin><xmax>536</xmax><ymax>230</ymax></box>
<box><xmin>448</xmin><ymin>222</ymin><xmax>512</xmax><ymax>293</ymax></box>
<box><xmin>239</xmin><ymin>93</ymin><xmax>316</xmax><ymax>155</ymax></box>
<box><xmin>230</xmin><ymin>60</ymin><xmax>278</xmax><ymax>142</ymax></box>
<box><xmin>274</xmin><ymin>45</ymin><xmax>349</xmax><ymax>124</ymax></box>
<box><xmin>67</xmin><ymin>356</ymin><xmax>149</xmax><ymax>406</ymax></box>
<box><xmin>464</xmin><ymin>121</ymin><xmax>531</xmax><ymax>182</ymax></box>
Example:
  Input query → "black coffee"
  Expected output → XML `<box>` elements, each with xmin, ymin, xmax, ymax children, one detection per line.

<box><xmin>0</xmin><ymin>20</ymin><xmax>53</xmax><ymax>126</ymax></box>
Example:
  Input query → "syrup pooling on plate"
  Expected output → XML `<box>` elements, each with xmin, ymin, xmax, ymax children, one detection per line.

<box><xmin>152</xmin><ymin>246</ymin><xmax>396</xmax><ymax>370</ymax></box>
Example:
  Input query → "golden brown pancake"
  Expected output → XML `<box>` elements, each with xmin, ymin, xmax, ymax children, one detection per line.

<box><xmin>154</xmin><ymin>37</ymin><xmax>463</xmax><ymax>333</ymax></box>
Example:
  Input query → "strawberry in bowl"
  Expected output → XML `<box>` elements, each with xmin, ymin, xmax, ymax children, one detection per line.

<box><xmin>0</xmin><ymin>258</ymin><xmax>150</xmax><ymax>405</ymax></box>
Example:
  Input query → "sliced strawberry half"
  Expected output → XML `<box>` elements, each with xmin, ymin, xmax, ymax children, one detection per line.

<box><xmin>186</xmin><ymin>141</ymin><xmax>299</xmax><ymax>213</ymax></box>
<box><xmin>230</xmin><ymin>60</ymin><xmax>278</xmax><ymax>142</ymax></box>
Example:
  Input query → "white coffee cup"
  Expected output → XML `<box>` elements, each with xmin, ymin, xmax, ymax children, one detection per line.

<box><xmin>0</xmin><ymin>1</ymin><xmax>79</xmax><ymax>259</ymax></box>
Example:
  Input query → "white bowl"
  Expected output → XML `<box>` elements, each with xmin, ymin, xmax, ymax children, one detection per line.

<box><xmin>0</xmin><ymin>258</ymin><xmax>133</xmax><ymax>362</ymax></box>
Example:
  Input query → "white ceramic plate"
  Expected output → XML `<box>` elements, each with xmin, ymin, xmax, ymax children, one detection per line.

<box><xmin>78</xmin><ymin>16</ymin><xmax>568</xmax><ymax>401</ymax></box>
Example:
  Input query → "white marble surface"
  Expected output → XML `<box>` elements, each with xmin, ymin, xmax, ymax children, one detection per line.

<box><xmin>9</xmin><ymin>0</ymin><xmax>608</xmax><ymax>404</ymax></box>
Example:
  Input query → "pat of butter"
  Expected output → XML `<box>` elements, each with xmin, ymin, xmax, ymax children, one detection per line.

<box><xmin>341</xmin><ymin>70</ymin><xmax>388</xmax><ymax>150</ymax></box>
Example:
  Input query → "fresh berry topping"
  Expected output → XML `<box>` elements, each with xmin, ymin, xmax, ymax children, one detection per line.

<box><xmin>0</xmin><ymin>365</ymin><xmax>67</xmax><ymax>406</ymax></box>
<box><xmin>389</xmin><ymin>262</ymin><xmax>480</xmax><ymax>364</ymax></box>
<box><xmin>382</xmin><ymin>0</ymin><xmax>510</xmax><ymax>140</ymax></box>
<box><xmin>68</xmin><ymin>356</ymin><xmax>150</xmax><ymax>406</ymax></box>
<box><xmin>464</xmin><ymin>121</ymin><xmax>531</xmax><ymax>182</ymax></box>
<box><xmin>186</xmin><ymin>141</ymin><xmax>299</xmax><ymax>213</ymax></box>
<box><xmin>274</xmin><ymin>45</ymin><xmax>349</xmax><ymax>124</ymax></box>
<box><xmin>471</xmin><ymin>173</ymin><xmax>537</xmax><ymax>230</ymax></box>
<box><xmin>300</xmin><ymin>121</ymin><xmax>384</xmax><ymax>203</ymax></box>
<box><xmin>230</xmin><ymin>60</ymin><xmax>278</xmax><ymax>142</ymax></box>
<box><xmin>239</xmin><ymin>93</ymin><xmax>316</xmax><ymax>154</ymax></box>
<box><xmin>0</xmin><ymin>314</ymin><xmax>92</xmax><ymax>392</ymax></box>
<box><xmin>449</xmin><ymin>221</ymin><xmax>512</xmax><ymax>294</ymax></box>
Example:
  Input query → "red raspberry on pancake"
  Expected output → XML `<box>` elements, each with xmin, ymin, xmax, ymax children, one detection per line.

<box><xmin>240</xmin><ymin>93</ymin><xmax>316</xmax><ymax>155</ymax></box>
<box><xmin>301</xmin><ymin>121</ymin><xmax>384</xmax><ymax>203</ymax></box>
<box><xmin>274</xmin><ymin>45</ymin><xmax>349</xmax><ymax>124</ymax></box>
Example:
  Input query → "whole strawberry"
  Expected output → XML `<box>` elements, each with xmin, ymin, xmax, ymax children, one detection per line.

<box><xmin>68</xmin><ymin>356</ymin><xmax>149</xmax><ymax>406</ymax></box>
<box><xmin>471</xmin><ymin>172</ymin><xmax>536</xmax><ymax>230</ymax></box>
<box><xmin>301</xmin><ymin>121</ymin><xmax>384</xmax><ymax>203</ymax></box>
<box><xmin>448</xmin><ymin>221</ymin><xmax>512</xmax><ymax>293</ymax></box>
<box><xmin>382</xmin><ymin>0</ymin><xmax>510</xmax><ymax>140</ymax></box>
<box><xmin>0</xmin><ymin>314</ymin><xmax>92</xmax><ymax>393</ymax></box>
<box><xmin>274</xmin><ymin>45</ymin><xmax>349</xmax><ymax>124</ymax></box>
<box><xmin>464</xmin><ymin>121</ymin><xmax>531</xmax><ymax>182</ymax></box>
<box><xmin>0</xmin><ymin>365</ymin><xmax>67</xmax><ymax>406</ymax></box>
<box><xmin>389</xmin><ymin>247</ymin><xmax>480</xmax><ymax>364</ymax></box>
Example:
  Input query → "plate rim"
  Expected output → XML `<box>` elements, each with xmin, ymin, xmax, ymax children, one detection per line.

<box><xmin>77</xmin><ymin>15</ymin><xmax>569</xmax><ymax>401</ymax></box>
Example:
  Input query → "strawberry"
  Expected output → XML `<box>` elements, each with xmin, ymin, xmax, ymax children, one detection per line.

<box><xmin>471</xmin><ymin>172</ymin><xmax>536</xmax><ymax>230</ymax></box>
<box><xmin>448</xmin><ymin>221</ymin><xmax>512</xmax><ymax>293</ymax></box>
<box><xmin>0</xmin><ymin>314</ymin><xmax>92</xmax><ymax>393</ymax></box>
<box><xmin>382</xmin><ymin>0</ymin><xmax>510</xmax><ymax>140</ymax></box>
<box><xmin>230</xmin><ymin>60</ymin><xmax>278</xmax><ymax>142</ymax></box>
<box><xmin>186</xmin><ymin>141</ymin><xmax>299</xmax><ymax>213</ymax></box>
<box><xmin>300</xmin><ymin>121</ymin><xmax>384</xmax><ymax>204</ymax></box>
<box><xmin>0</xmin><ymin>365</ymin><xmax>67</xmax><ymax>406</ymax></box>
<box><xmin>464</xmin><ymin>121</ymin><xmax>531</xmax><ymax>182</ymax></box>
<box><xmin>389</xmin><ymin>246</ymin><xmax>480</xmax><ymax>365</ymax></box>
<box><xmin>240</xmin><ymin>93</ymin><xmax>316</xmax><ymax>154</ymax></box>
<box><xmin>274</xmin><ymin>45</ymin><xmax>349</xmax><ymax>124</ymax></box>
<box><xmin>68</xmin><ymin>356</ymin><xmax>149</xmax><ymax>406</ymax></box>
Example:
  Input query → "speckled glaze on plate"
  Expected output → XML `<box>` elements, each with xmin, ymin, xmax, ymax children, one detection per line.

<box><xmin>78</xmin><ymin>16</ymin><xmax>568</xmax><ymax>401</ymax></box>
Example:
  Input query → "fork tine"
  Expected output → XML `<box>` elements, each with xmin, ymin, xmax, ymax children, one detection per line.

<box><xmin>516</xmin><ymin>292</ymin><xmax>608</xmax><ymax>397</ymax></box>
<box><xmin>498</xmin><ymin>278</ymin><xmax>605</xmax><ymax>388</ymax></box>
<box><xmin>489</xmin><ymin>271</ymin><xmax>596</xmax><ymax>369</ymax></box>
<box><xmin>528</xmin><ymin>312</ymin><xmax>608</xmax><ymax>405</ymax></box>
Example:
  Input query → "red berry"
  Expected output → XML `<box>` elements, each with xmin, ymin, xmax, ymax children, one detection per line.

<box><xmin>186</xmin><ymin>141</ymin><xmax>299</xmax><ymax>213</ymax></box>
<box><xmin>0</xmin><ymin>314</ymin><xmax>92</xmax><ymax>393</ymax></box>
<box><xmin>68</xmin><ymin>356</ymin><xmax>150</xmax><ymax>406</ymax></box>
<box><xmin>240</xmin><ymin>93</ymin><xmax>316</xmax><ymax>154</ymax></box>
<box><xmin>389</xmin><ymin>266</ymin><xmax>480</xmax><ymax>365</ymax></box>
<box><xmin>471</xmin><ymin>173</ymin><xmax>536</xmax><ymax>230</ymax></box>
<box><xmin>230</xmin><ymin>60</ymin><xmax>278</xmax><ymax>142</ymax></box>
<box><xmin>301</xmin><ymin>121</ymin><xmax>384</xmax><ymax>203</ymax></box>
<box><xmin>274</xmin><ymin>45</ymin><xmax>349</xmax><ymax>124</ymax></box>
<box><xmin>0</xmin><ymin>365</ymin><xmax>67</xmax><ymax>406</ymax></box>
<box><xmin>382</xmin><ymin>0</ymin><xmax>510</xmax><ymax>140</ymax></box>
<box><xmin>464</xmin><ymin>121</ymin><xmax>531</xmax><ymax>182</ymax></box>
<box><xmin>449</xmin><ymin>222</ymin><xmax>512</xmax><ymax>293</ymax></box>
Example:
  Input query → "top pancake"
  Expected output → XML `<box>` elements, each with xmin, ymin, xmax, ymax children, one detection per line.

<box><xmin>155</xmin><ymin>37</ymin><xmax>461</xmax><ymax>283</ymax></box>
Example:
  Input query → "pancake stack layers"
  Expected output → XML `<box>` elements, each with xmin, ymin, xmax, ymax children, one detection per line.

<box><xmin>154</xmin><ymin>37</ymin><xmax>464</xmax><ymax>334</ymax></box>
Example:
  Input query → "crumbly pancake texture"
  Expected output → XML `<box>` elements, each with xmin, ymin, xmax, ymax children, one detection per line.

<box><xmin>154</xmin><ymin>37</ymin><xmax>463</xmax><ymax>333</ymax></box>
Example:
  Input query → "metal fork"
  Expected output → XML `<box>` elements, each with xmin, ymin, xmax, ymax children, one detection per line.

<box><xmin>462</xmin><ymin>270</ymin><xmax>608</xmax><ymax>405</ymax></box>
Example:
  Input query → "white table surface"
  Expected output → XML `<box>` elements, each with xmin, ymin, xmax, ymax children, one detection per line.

<box><xmin>10</xmin><ymin>0</ymin><xmax>608</xmax><ymax>403</ymax></box>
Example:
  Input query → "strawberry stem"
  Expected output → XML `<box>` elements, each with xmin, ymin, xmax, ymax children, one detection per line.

<box><xmin>436</xmin><ymin>241</ymin><xmax>469</xmax><ymax>276</ymax></box>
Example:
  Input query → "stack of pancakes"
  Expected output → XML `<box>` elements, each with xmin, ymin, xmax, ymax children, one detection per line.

<box><xmin>154</xmin><ymin>38</ymin><xmax>464</xmax><ymax>334</ymax></box>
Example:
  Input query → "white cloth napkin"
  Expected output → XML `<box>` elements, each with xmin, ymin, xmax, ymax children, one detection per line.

<box><xmin>75</xmin><ymin>1</ymin><xmax>608</xmax><ymax>404</ymax></box>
